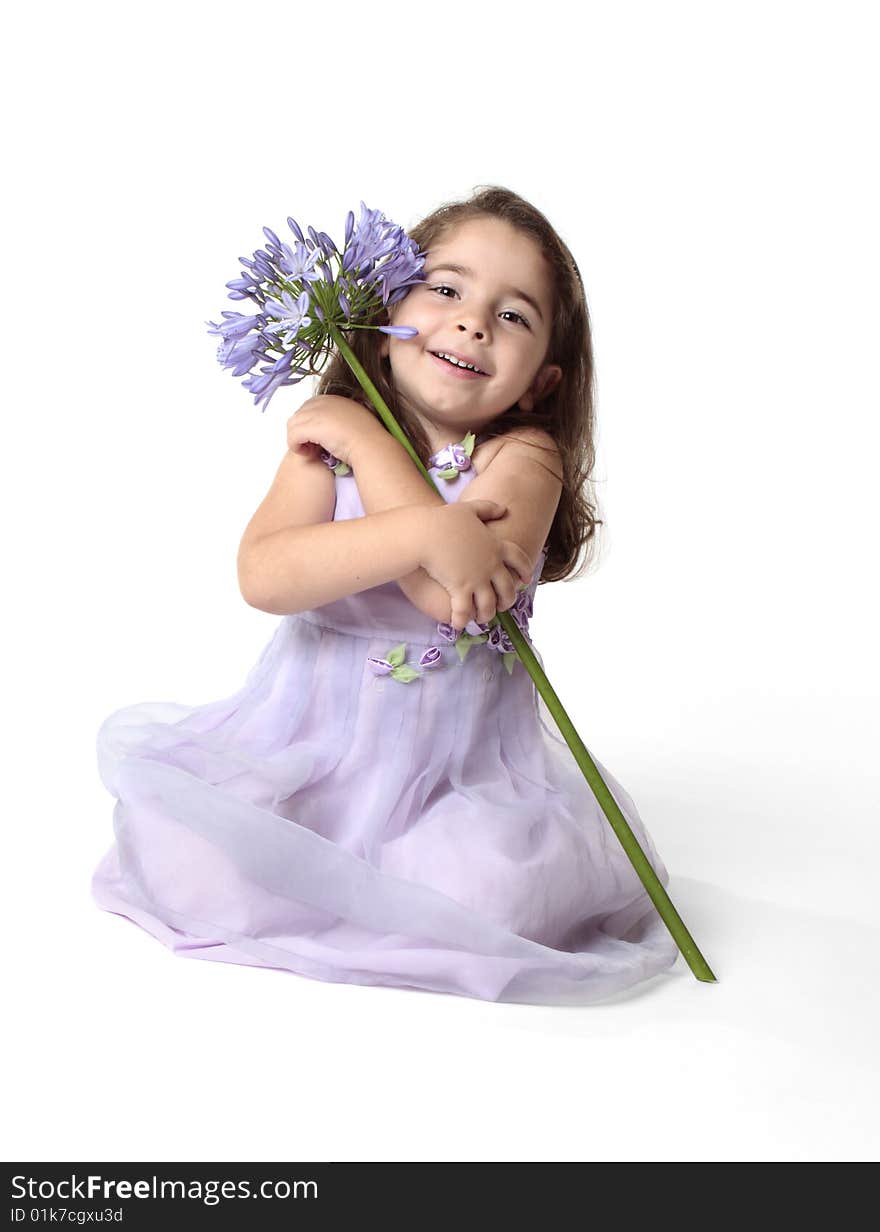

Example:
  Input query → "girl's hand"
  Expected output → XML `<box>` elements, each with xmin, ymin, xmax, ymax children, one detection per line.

<box><xmin>417</xmin><ymin>501</ymin><xmax>533</xmax><ymax>632</ymax></box>
<box><xmin>286</xmin><ymin>395</ymin><xmax>379</xmax><ymax>467</ymax></box>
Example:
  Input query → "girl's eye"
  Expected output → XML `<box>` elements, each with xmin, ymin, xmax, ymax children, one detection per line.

<box><xmin>429</xmin><ymin>285</ymin><xmax>530</xmax><ymax>328</ymax></box>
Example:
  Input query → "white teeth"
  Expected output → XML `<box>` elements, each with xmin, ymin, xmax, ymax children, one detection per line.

<box><xmin>436</xmin><ymin>352</ymin><xmax>484</xmax><ymax>374</ymax></box>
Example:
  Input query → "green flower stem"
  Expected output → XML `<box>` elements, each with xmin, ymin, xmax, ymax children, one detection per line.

<box><xmin>497</xmin><ymin>617</ymin><xmax>715</xmax><ymax>982</ymax></box>
<box><xmin>329</xmin><ymin>327</ymin><xmax>435</xmax><ymax>484</ymax></box>
<box><xmin>329</xmin><ymin>324</ymin><xmax>716</xmax><ymax>984</ymax></box>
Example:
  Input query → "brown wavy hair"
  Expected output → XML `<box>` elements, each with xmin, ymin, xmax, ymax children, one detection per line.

<box><xmin>316</xmin><ymin>185</ymin><xmax>603</xmax><ymax>582</ymax></box>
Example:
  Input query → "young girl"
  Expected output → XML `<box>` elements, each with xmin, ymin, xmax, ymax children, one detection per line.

<box><xmin>91</xmin><ymin>186</ymin><xmax>679</xmax><ymax>1005</ymax></box>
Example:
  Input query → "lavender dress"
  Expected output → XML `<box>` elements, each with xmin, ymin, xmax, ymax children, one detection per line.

<box><xmin>91</xmin><ymin>432</ymin><xmax>679</xmax><ymax>1004</ymax></box>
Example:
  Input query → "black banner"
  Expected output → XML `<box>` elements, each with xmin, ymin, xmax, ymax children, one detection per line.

<box><xmin>0</xmin><ymin>1160</ymin><xmax>853</xmax><ymax>1227</ymax></box>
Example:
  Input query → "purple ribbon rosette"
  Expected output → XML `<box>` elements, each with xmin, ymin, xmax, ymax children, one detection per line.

<box><xmin>429</xmin><ymin>434</ymin><xmax>475</xmax><ymax>481</ymax></box>
<box><xmin>434</xmin><ymin>587</ymin><xmax>532</xmax><ymax>675</ymax></box>
<box><xmin>367</xmin><ymin>642</ymin><xmax>445</xmax><ymax>684</ymax></box>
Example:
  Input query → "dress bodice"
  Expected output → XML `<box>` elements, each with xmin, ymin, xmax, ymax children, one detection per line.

<box><xmin>294</xmin><ymin>430</ymin><xmax>547</xmax><ymax>669</ymax></box>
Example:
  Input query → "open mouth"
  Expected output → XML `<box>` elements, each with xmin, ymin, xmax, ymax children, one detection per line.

<box><xmin>429</xmin><ymin>351</ymin><xmax>488</xmax><ymax>377</ymax></box>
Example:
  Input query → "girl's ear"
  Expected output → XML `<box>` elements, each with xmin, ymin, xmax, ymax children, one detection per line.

<box><xmin>519</xmin><ymin>363</ymin><xmax>562</xmax><ymax>412</ymax></box>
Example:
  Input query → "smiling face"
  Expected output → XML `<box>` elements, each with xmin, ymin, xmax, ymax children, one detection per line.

<box><xmin>379</xmin><ymin>216</ymin><xmax>562</xmax><ymax>454</ymax></box>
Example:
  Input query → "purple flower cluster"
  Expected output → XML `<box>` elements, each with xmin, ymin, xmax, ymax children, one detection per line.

<box><xmin>207</xmin><ymin>203</ymin><xmax>426</xmax><ymax>412</ymax></box>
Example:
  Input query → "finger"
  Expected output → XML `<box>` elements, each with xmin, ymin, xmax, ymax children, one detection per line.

<box><xmin>470</xmin><ymin>499</ymin><xmax>507</xmax><ymax>520</ymax></box>
<box><xmin>291</xmin><ymin>439</ymin><xmax>318</xmax><ymax>458</ymax></box>
<box><xmin>473</xmin><ymin>584</ymin><xmax>498</xmax><ymax>626</ymax></box>
<box><xmin>492</xmin><ymin>571</ymin><xmax>518</xmax><ymax>612</ymax></box>
<box><xmin>451</xmin><ymin>591</ymin><xmax>476</xmax><ymax>635</ymax></box>
<box><xmin>503</xmin><ymin>544</ymin><xmax>532</xmax><ymax>587</ymax></box>
<box><xmin>288</xmin><ymin>416</ymin><xmax>307</xmax><ymax>444</ymax></box>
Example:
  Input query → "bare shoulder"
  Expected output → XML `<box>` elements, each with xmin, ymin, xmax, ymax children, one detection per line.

<box><xmin>474</xmin><ymin>426</ymin><xmax>563</xmax><ymax>481</ymax></box>
<box><xmin>459</xmin><ymin>427</ymin><xmax>563</xmax><ymax>575</ymax></box>
<box><xmin>239</xmin><ymin>447</ymin><xmax>337</xmax><ymax>555</ymax></box>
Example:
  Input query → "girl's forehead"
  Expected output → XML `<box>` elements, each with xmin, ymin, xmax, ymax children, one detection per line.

<box><xmin>429</xmin><ymin>221</ymin><xmax>550</xmax><ymax>277</ymax></box>
<box><xmin>431</xmin><ymin>216</ymin><xmax>538</xmax><ymax>259</ymax></box>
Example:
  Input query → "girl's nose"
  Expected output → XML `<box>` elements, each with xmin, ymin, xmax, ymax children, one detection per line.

<box><xmin>457</xmin><ymin>323</ymin><xmax>485</xmax><ymax>340</ymax></box>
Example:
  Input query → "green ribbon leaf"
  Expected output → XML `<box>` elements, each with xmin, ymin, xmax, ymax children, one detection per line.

<box><xmin>387</xmin><ymin>643</ymin><xmax>407</xmax><ymax>667</ymax></box>
<box><xmin>391</xmin><ymin>664</ymin><xmax>421</xmax><ymax>683</ymax></box>
<box><xmin>454</xmin><ymin>631</ymin><xmax>488</xmax><ymax>662</ymax></box>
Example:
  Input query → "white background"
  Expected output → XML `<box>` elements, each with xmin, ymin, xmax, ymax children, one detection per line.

<box><xmin>3</xmin><ymin>0</ymin><xmax>878</xmax><ymax>1165</ymax></box>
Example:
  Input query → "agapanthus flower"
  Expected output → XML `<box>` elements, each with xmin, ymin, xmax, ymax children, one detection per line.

<box><xmin>215</xmin><ymin>331</ymin><xmax>267</xmax><ymax>378</ymax></box>
<box><xmin>208</xmin><ymin>202</ymin><xmax>426</xmax><ymax>412</ymax></box>
<box><xmin>262</xmin><ymin>289</ymin><xmax>312</xmax><ymax>347</ymax></box>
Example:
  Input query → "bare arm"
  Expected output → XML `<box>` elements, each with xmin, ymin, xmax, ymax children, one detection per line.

<box><xmin>350</xmin><ymin>425</ymin><xmax>455</xmax><ymax>624</ymax></box>
<box><xmin>237</xmin><ymin>444</ymin><xmax>433</xmax><ymax>616</ymax></box>
<box><xmin>352</xmin><ymin>426</ymin><xmax>446</xmax><ymax>515</ymax></box>
<box><xmin>241</xmin><ymin>504</ymin><xmax>433</xmax><ymax>616</ymax></box>
<box><xmin>458</xmin><ymin>428</ymin><xmax>563</xmax><ymax>576</ymax></box>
